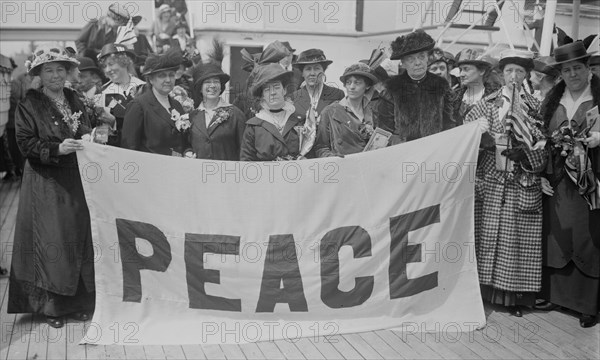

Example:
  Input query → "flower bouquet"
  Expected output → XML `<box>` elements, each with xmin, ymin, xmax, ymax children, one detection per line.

<box><xmin>170</xmin><ymin>108</ymin><xmax>191</xmax><ymax>157</ymax></box>
<box><xmin>170</xmin><ymin>86</ymin><xmax>195</xmax><ymax>113</ymax></box>
<box><xmin>63</xmin><ymin>111</ymin><xmax>82</xmax><ymax>134</ymax></box>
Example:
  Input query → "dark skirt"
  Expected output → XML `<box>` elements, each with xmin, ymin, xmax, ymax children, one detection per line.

<box><xmin>480</xmin><ymin>285</ymin><xmax>536</xmax><ymax>307</ymax></box>
<box><xmin>540</xmin><ymin>262</ymin><xmax>599</xmax><ymax>316</ymax></box>
<box><xmin>8</xmin><ymin>274</ymin><xmax>95</xmax><ymax>316</ymax></box>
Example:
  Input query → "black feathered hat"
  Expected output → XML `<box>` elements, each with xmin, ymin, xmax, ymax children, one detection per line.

<box><xmin>142</xmin><ymin>48</ymin><xmax>182</xmax><ymax>76</ymax></box>
<box><xmin>390</xmin><ymin>30</ymin><xmax>435</xmax><ymax>60</ymax></box>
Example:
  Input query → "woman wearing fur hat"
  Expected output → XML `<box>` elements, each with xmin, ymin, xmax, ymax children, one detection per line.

<box><xmin>292</xmin><ymin>49</ymin><xmax>344</xmax><ymax>120</ymax></box>
<box><xmin>464</xmin><ymin>49</ymin><xmax>547</xmax><ymax>318</ymax></box>
<box><xmin>314</xmin><ymin>63</ymin><xmax>380</xmax><ymax>157</ymax></box>
<box><xmin>187</xmin><ymin>63</ymin><xmax>246</xmax><ymax>160</ymax></box>
<box><xmin>536</xmin><ymin>41</ymin><xmax>600</xmax><ymax>328</ymax></box>
<box><xmin>8</xmin><ymin>46</ymin><xmax>95</xmax><ymax>329</ymax></box>
<box><xmin>240</xmin><ymin>63</ymin><xmax>305</xmax><ymax>161</ymax></box>
<box><xmin>121</xmin><ymin>49</ymin><xmax>187</xmax><ymax>155</ymax></box>
<box><xmin>378</xmin><ymin>30</ymin><xmax>456</xmax><ymax>143</ymax></box>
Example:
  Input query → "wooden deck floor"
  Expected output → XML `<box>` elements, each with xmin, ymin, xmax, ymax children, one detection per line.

<box><xmin>1</xmin><ymin>178</ymin><xmax>598</xmax><ymax>360</ymax></box>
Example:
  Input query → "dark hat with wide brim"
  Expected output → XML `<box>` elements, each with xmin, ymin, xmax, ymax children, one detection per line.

<box><xmin>192</xmin><ymin>62</ymin><xmax>230</xmax><ymax>95</ymax></box>
<box><xmin>339</xmin><ymin>63</ymin><xmax>379</xmax><ymax>84</ymax></box>
<box><xmin>143</xmin><ymin>48</ymin><xmax>183</xmax><ymax>76</ymax></box>
<box><xmin>498</xmin><ymin>49</ymin><xmax>534</xmax><ymax>71</ymax></box>
<box><xmin>591</xmin><ymin>54</ymin><xmax>600</xmax><ymax>66</ymax></box>
<box><xmin>552</xmin><ymin>41</ymin><xmax>591</xmax><ymax>66</ymax></box>
<box><xmin>250</xmin><ymin>63</ymin><xmax>293</xmax><ymax>97</ymax></box>
<box><xmin>77</xmin><ymin>56</ymin><xmax>104</xmax><ymax>78</ymax></box>
<box><xmin>259</xmin><ymin>41</ymin><xmax>291</xmax><ymax>65</ymax></box>
<box><xmin>293</xmin><ymin>49</ymin><xmax>333</xmax><ymax>67</ymax></box>
<box><xmin>390</xmin><ymin>30</ymin><xmax>435</xmax><ymax>60</ymax></box>
<box><xmin>97</xmin><ymin>43</ymin><xmax>136</xmax><ymax>62</ymax></box>
<box><xmin>533</xmin><ymin>56</ymin><xmax>559</xmax><ymax>76</ymax></box>
<box><xmin>281</xmin><ymin>41</ymin><xmax>295</xmax><ymax>53</ymax></box>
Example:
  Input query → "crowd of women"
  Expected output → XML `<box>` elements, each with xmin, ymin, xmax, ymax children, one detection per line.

<box><xmin>1</xmin><ymin>24</ymin><xmax>599</xmax><ymax>331</ymax></box>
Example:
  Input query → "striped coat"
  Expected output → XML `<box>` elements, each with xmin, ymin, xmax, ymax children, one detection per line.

<box><xmin>464</xmin><ymin>88</ymin><xmax>547</xmax><ymax>292</ymax></box>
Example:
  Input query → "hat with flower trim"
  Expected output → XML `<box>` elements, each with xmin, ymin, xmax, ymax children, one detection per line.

<box><xmin>26</xmin><ymin>45</ymin><xmax>80</xmax><ymax>76</ymax></box>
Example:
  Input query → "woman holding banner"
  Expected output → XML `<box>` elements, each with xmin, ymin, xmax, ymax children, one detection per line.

<box><xmin>537</xmin><ymin>41</ymin><xmax>600</xmax><ymax>328</ymax></box>
<box><xmin>464</xmin><ymin>50</ymin><xmax>546</xmax><ymax>318</ymax></box>
<box><xmin>8</xmin><ymin>46</ymin><xmax>95</xmax><ymax>329</ymax></box>
<box><xmin>187</xmin><ymin>62</ymin><xmax>246</xmax><ymax>160</ymax></box>
<box><xmin>240</xmin><ymin>63</ymin><xmax>305</xmax><ymax>161</ymax></box>
<box><xmin>314</xmin><ymin>63</ymin><xmax>380</xmax><ymax>157</ymax></box>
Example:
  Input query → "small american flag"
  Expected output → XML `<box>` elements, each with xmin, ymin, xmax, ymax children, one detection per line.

<box><xmin>115</xmin><ymin>18</ymin><xmax>137</xmax><ymax>49</ymax></box>
<box><xmin>505</xmin><ymin>95</ymin><xmax>534</xmax><ymax>149</ymax></box>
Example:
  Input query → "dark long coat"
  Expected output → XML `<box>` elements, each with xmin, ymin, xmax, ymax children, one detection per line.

<box><xmin>188</xmin><ymin>104</ymin><xmax>247</xmax><ymax>161</ymax></box>
<box><xmin>9</xmin><ymin>87</ymin><xmax>94</xmax><ymax>306</ymax></box>
<box><xmin>240</xmin><ymin>113</ymin><xmax>305</xmax><ymax>161</ymax></box>
<box><xmin>378</xmin><ymin>72</ymin><xmax>456</xmax><ymax>144</ymax></box>
<box><xmin>121</xmin><ymin>89</ymin><xmax>187</xmax><ymax>155</ymax></box>
<box><xmin>541</xmin><ymin>75</ymin><xmax>600</xmax><ymax>301</ymax></box>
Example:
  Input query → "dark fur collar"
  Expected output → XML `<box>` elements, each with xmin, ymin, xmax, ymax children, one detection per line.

<box><xmin>25</xmin><ymin>87</ymin><xmax>80</xmax><ymax>109</ymax></box>
<box><xmin>542</xmin><ymin>74</ymin><xmax>600</xmax><ymax>127</ymax></box>
<box><xmin>385</xmin><ymin>72</ymin><xmax>448</xmax><ymax>94</ymax></box>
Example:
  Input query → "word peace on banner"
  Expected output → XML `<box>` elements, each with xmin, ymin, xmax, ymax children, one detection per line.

<box><xmin>77</xmin><ymin>122</ymin><xmax>485</xmax><ymax>345</ymax></box>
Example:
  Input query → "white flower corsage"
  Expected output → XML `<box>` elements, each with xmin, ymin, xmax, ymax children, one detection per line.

<box><xmin>171</xmin><ymin>109</ymin><xmax>191</xmax><ymax>131</ymax></box>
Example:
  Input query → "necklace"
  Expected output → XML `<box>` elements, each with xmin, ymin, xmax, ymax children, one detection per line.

<box><xmin>44</xmin><ymin>88</ymin><xmax>71</xmax><ymax>118</ymax></box>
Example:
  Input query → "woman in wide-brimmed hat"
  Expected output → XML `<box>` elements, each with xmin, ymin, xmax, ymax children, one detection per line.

<box><xmin>232</xmin><ymin>41</ymin><xmax>292</xmax><ymax>119</ymax></box>
<box><xmin>121</xmin><ymin>49</ymin><xmax>187</xmax><ymax>155</ymax></box>
<box><xmin>97</xmin><ymin>43</ymin><xmax>146</xmax><ymax>146</ymax></box>
<box><xmin>240</xmin><ymin>63</ymin><xmax>306</xmax><ymax>161</ymax></box>
<box><xmin>292</xmin><ymin>48</ymin><xmax>344</xmax><ymax>120</ymax></box>
<box><xmin>452</xmin><ymin>48</ymin><xmax>500</xmax><ymax>122</ymax></box>
<box><xmin>464</xmin><ymin>49</ymin><xmax>547</xmax><ymax>318</ymax></box>
<box><xmin>536</xmin><ymin>41</ymin><xmax>600</xmax><ymax>328</ymax></box>
<box><xmin>378</xmin><ymin>30</ymin><xmax>456</xmax><ymax>142</ymax></box>
<box><xmin>314</xmin><ymin>63</ymin><xmax>380</xmax><ymax>157</ymax></box>
<box><xmin>187</xmin><ymin>62</ymin><xmax>246</xmax><ymax>160</ymax></box>
<box><xmin>8</xmin><ymin>45</ymin><xmax>95</xmax><ymax>329</ymax></box>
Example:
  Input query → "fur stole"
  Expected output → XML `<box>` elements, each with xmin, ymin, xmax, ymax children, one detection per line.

<box><xmin>384</xmin><ymin>72</ymin><xmax>450</xmax><ymax>141</ymax></box>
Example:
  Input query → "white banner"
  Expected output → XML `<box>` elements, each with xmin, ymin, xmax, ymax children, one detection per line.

<box><xmin>77</xmin><ymin>122</ymin><xmax>485</xmax><ymax>345</ymax></box>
